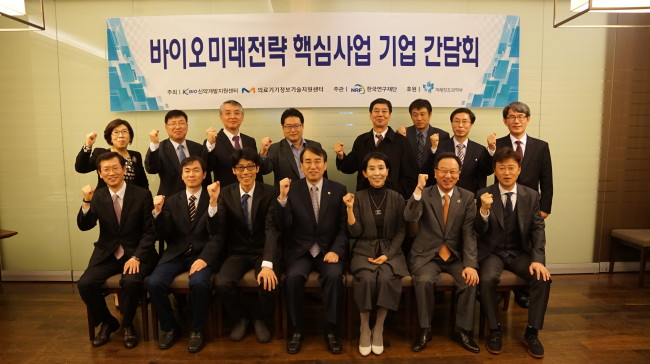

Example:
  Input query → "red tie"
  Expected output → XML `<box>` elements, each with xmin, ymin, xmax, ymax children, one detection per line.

<box><xmin>233</xmin><ymin>135</ymin><xmax>242</xmax><ymax>150</ymax></box>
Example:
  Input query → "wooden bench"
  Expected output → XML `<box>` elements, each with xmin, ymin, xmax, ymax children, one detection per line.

<box><xmin>609</xmin><ymin>229</ymin><xmax>650</xmax><ymax>286</ymax></box>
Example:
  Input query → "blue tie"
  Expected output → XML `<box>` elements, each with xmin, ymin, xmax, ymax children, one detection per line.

<box><xmin>177</xmin><ymin>144</ymin><xmax>187</xmax><ymax>164</ymax></box>
<box><xmin>505</xmin><ymin>192</ymin><xmax>514</xmax><ymax>215</ymax></box>
<box><xmin>241</xmin><ymin>194</ymin><xmax>252</xmax><ymax>231</ymax></box>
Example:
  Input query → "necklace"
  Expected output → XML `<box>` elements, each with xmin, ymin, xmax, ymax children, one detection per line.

<box><xmin>369</xmin><ymin>189</ymin><xmax>387</xmax><ymax>215</ymax></box>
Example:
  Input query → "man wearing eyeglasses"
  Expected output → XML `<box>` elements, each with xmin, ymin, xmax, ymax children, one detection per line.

<box><xmin>259</xmin><ymin>108</ymin><xmax>327</xmax><ymax>187</ymax></box>
<box><xmin>486</xmin><ymin>101</ymin><xmax>553</xmax><ymax>309</ymax></box>
<box><xmin>429</xmin><ymin>108</ymin><xmax>493</xmax><ymax>194</ymax></box>
<box><xmin>405</xmin><ymin>152</ymin><xmax>479</xmax><ymax>354</ymax></box>
<box><xmin>212</xmin><ymin>147</ymin><xmax>281</xmax><ymax>344</ymax></box>
<box><xmin>146</xmin><ymin>109</ymin><xmax>211</xmax><ymax>197</ymax></box>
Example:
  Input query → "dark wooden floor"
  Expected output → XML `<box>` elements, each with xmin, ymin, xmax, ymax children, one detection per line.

<box><xmin>0</xmin><ymin>273</ymin><xmax>649</xmax><ymax>363</ymax></box>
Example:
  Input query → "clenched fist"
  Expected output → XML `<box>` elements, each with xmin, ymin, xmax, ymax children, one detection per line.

<box><xmin>207</xmin><ymin>181</ymin><xmax>220</xmax><ymax>205</ymax></box>
<box><xmin>153</xmin><ymin>195</ymin><xmax>165</xmax><ymax>214</ymax></box>
<box><xmin>278</xmin><ymin>178</ymin><xmax>291</xmax><ymax>200</ymax></box>
<box><xmin>85</xmin><ymin>132</ymin><xmax>98</xmax><ymax>148</ymax></box>
<box><xmin>342</xmin><ymin>193</ymin><xmax>355</xmax><ymax>209</ymax></box>
<box><xmin>396</xmin><ymin>125</ymin><xmax>407</xmax><ymax>136</ymax></box>
<box><xmin>82</xmin><ymin>184</ymin><xmax>95</xmax><ymax>202</ymax></box>
<box><xmin>480</xmin><ymin>192</ymin><xmax>493</xmax><ymax>215</ymax></box>
<box><xmin>487</xmin><ymin>133</ymin><xmax>497</xmax><ymax>151</ymax></box>
<box><xmin>429</xmin><ymin>133</ymin><xmax>439</xmax><ymax>149</ymax></box>
<box><xmin>206</xmin><ymin>127</ymin><xmax>218</xmax><ymax>144</ymax></box>
<box><xmin>149</xmin><ymin>129</ymin><xmax>159</xmax><ymax>144</ymax></box>
<box><xmin>333</xmin><ymin>142</ymin><xmax>345</xmax><ymax>159</ymax></box>
<box><xmin>259</xmin><ymin>136</ymin><xmax>272</xmax><ymax>156</ymax></box>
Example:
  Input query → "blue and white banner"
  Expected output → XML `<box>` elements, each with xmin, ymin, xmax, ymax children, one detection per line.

<box><xmin>107</xmin><ymin>13</ymin><xmax>519</xmax><ymax>111</ymax></box>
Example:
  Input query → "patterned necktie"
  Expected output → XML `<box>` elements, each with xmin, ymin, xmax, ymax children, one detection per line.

<box><xmin>188</xmin><ymin>195</ymin><xmax>197</xmax><ymax>223</ymax></box>
<box><xmin>457</xmin><ymin>143</ymin><xmax>466</xmax><ymax>165</ymax></box>
<box><xmin>309</xmin><ymin>186</ymin><xmax>321</xmax><ymax>257</ymax></box>
<box><xmin>515</xmin><ymin>140</ymin><xmax>524</xmax><ymax>161</ymax></box>
<box><xmin>177</xmin><ymin>144</ymin><xmax>187</xmax><ymax>164</ymax></box>
<box><xmin>417</xmin><ymin>133</ymin><xmax>425</xmax><ymax>169</ymax></box>
<box><xmin>375</xmin><ymin>134</ymin><xmax>383</xmax><ymax>147</ymax></box>
<box><xmin>112</xmin><ymin>194</ymin><xmax>124</xmax><ymax>259</ymax></box>
<box><xmin>233</xmin><ymin>135</ymin><xmax>242</xmax><ymax>150</ymax></box>
<box><xmin>241</xmin><ymin>193</ymin><xmax>252</xmax><ymax>231</ymax></box>
<box><xmin>439</xmin><ymin>194</ymin><xmax>452</xmax><ymax>261</ymax></box>
<box><xmin>504</xmin><ymin>192</ymin><xmax>514</xmax><ymax>216</ymax></box>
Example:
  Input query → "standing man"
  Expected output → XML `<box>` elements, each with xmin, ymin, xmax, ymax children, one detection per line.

<box><xmin>259</xmin><ymin>108</ymin><xmax>326</xmax><ymax>187</ymax></box>
<box><xmin>77</xmin><ymin>152</ymin><xmax>158</xmax><ymax>349</ymax></box>
<box><xmin>334</xmin><ymin>98</ymin><xmax>417</xmax><ymax>198</ymax></box>
<box><xmin>213</xmin><ymin>147</ymin><xmax>281</xmax><ymax>344</ymax></box>
<box><xmin>487</xmin><ymin>101</ymin><xmax>553</xmax><ymax>308</ymax></box>
<box><xmin>405</xmin><ymin>152</ymin><xmax>480</xmax><ymax>354</ymax></box>
<box><xmin>147</xmin><ymin>156</ymin><xmax>219</xmax><ymax>353</ymax></box>
<box><xmin>203</xmin><ymin>100</ymin><xmax>269</xmax><ymax>187</ymax></box>
<box><xmin>146</xmin><ymin>109</ymin><xmax>211</xmax><ymax>196</ymax></box>
<box><xmin>431</xmin><ymin>108</ymin><xmax>493</xmax><ymax>194</ymax></box>
<box><xmin>397</xmin><ymin>99</ymin><xmax>451</xmax><ymax>186</ymax></box>
<box><xmin>475</xmin><ymin>147</ymin><xmax>551</xmax><ymax>359</ymax></box>
<box><xmin>277</xmin><ymin>146</ymin><xmax>348</xmax><ymax>355</ymax></box>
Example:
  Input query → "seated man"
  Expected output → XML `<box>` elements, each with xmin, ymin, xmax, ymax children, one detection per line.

<box><xmin>475</xmin><ymin>147</ymin><xmax>552</xmax><ymax>358</ymax></box>
<box><xmin>77</xmin><ymin>152</ymin><xmax>158</xmax><ymax>349</ymax></box>
<box><xmin>214</xmin><ymin>147</ymin><xmax>280</xmax><ymax>343</ymax></box>
<box><xmin>147</xmin><ymin>156</ymin><xmax>219</xmax><ymax>353</ymax></box>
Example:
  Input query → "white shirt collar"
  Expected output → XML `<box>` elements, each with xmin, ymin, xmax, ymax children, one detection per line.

<box><xmin>498</xmin><ymin>183</ymin><xmax>518</xmax><ymax>196</ymax></box>
<box><xmin>186</xmin><ymin>188</ymin><xmax>202</xmax><ymax>202</ymax></box>
<box><xmin>453</xmin><ymin>137</ymin><xmax>468</xmax><ymax>148</ymax></box>
<box><xmin>436</xmin><ymin>186</ymin><xmax>454</xmax><ymax>199</ymax></box>
<box><xmin>109</xmin><ymin>182</ymin><xmax>127</xmax><ymax>201</ymax></box>
<box><xmin>509</xmin><ymin>133</ymin><xmax>528</xmax><ymax>146</ymax></box>
<box><xmin>307</xmin><ymin>178</ymin><xmax>324</xmax><ymax>192</ymax></box>
<box><xmin>239</xmin><ymin>183</ymin><xmax>256</xmax><ymax>198</ymax></box>
<box><xmin>222</xmin><ymin>129</ymin><xmax>241</xmax><ymax>145</ymax></box>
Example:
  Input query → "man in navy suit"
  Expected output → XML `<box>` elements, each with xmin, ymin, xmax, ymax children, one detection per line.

<box><xmin>277</xmin><ymin>145</ymin><xmax>348</xmax><ymax>354</ymax></box>
<box><xmin>431</xmin><ymin>108</ymin><xmax>493</xmax><ymax>194</ymax></box>
<box><xmin>146</xmin><ymin>109</ymin><xmax>211</xmax><ymax>196</ymax></box>
<box><xmin>147</xmin><ymin>156</ymin><xmax>219</xmax><ymax>353</ymax></box>
<box><xmin>77</xmin><ymin>152</ymin><xmax>158</xmax><ymax>349</ymax></box>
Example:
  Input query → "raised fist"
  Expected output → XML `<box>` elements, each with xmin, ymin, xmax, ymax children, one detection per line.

<box><xmin>429</xmin><ymin>133</ymin><xmax>439</xmax><ymax>149</ymax></box>
<box><xmin>279</xmin><ymin>178</ymin><xmax>291</xmax><ymax>200</ymax></box>
<box><xmin>480</xmin><ymin>192</ymin><xmax>493</xmax><ymax>213</ymax></box>
<box><xmin>417</xmin><ymin>174</ymin><xmax>428</xmax><ymax>190</ymax></box>
<box><xmin>487</xmin><ymin>133</ymin><xmax>497</xmax><ymax>151</ymax></box>
<box><xmin>396</xmin><ymin>126</ymin><xmax>407</xmax><ymax>136</ymax></box>
<box><xmin>149</xmin><ymin>129</ymin><xmax>159</xmax><ymax>144</ymax></box>
<box><xmin>81</xmin><ymin>184</ymin><xmax>95</xmax><ymax>202</ymax></box>
<box><xmin>153</xmin><ymin>195</ymin><xmax>165</xmax><ymax>214</ymax></box>
<box><xmin>342</xmin><ymin>193</ymin><xmax>355</xmax><ymax>209</ymax></box>
<box><xmin>260</xmin><ymin>137</ymin><xmax>272</xmax><ymax>156</ymax></box>
<box><xmin>206</xmin><ymin>127</ymin><xmax>218</xmax><ymax>144</ymax></box>
<box><xmin>85</xmin><ymin>132</ymin><xmax>98</xmax><ymax>148</ymax></box>
<box><xmin>207</xmin><ymin>181</ymin><xmax>220</xmax><ymax>202</ymax></box>
<box><xmin>333</xmin><ymin>142</ymin><xmax>345</xmax><ymax>159</ymax></box>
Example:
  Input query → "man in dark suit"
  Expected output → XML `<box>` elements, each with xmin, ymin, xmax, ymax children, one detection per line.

<box><xmin>203</xmin><ymin>100</ymin><xmax>269</xmax><ymax>187</ymax></box>
<box><xmin>277</xmin><ymin>145</ymin><xmax>348</xmax><ymax>354</ymax></box>
<box><xmin>431</xmin><ymin>108</ymin><xmax>492</xmax><ymax>194</ymax></box>
<box><xmin>259</xmin><ymin>108</ymin><xmax>326</xmax><ymax>187</ymax></box>
<box><xmin>145</xmin><ymin>109</ymin><xmax>211</xmax><ymax>196</ymax></box>
<box><xmin>405</xmin><ymin>152</ymin><xmax>479</xmax><ymax>354</ymax></box>
<box><xmin>334</xmin><ymin>98</ymin><xmax>417</xmax><ymax>198</ymax></box>
<box><xmin>147</xmin><ymin>156</ymin><xmax>219</xmax><ymax>353</ymax></box>
<box><xmin>475</xmin><ymin>147</ymin><xmax>551</xmax><ymax>359</ymax></box>
<box><xmin>213</xmin><ymin>147</ymin><xmax>280</xmax><ymax>344</ymax></box>
<box><xmin>77</xmin><ymin>152</ymin><xmax>158</xmax><ymax>349</ymax></box>
<box><xmin>487</xmin><ymin>101</ymin><xmax>553</xmax><ymax>308</ymax></box>
<box><xmin>397</xmin><ymin>99</ymin><xmax>451</xmax><ymax>187</ymax></box>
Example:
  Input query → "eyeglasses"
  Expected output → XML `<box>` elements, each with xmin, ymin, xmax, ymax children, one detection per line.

<box><xmin>506</xmin><ymin>115</ymin><xmax>528</xmax><ymax>122</ymax></box>
<box><xmin>111</xmin><ymin>129</ymin><xmax>130</xmax><ymax>136</ymax></box>
<box><xmin>100</xmin><ymin>166</ymin><xmax>123</xmax><ymax>174</ymax></box>
<box><xmin>452</xmin><ymin>120</ymin><xmax>471</xmax><ymax>126</ymax></box>
<box><xmin>283</xmin><ymin>124</ymin><xmax>302</xmax><ymax>130</ymax></box>
<box><xmin>435</xmin><ymin>168</ymin><xmax>460</xmax><ymax>177</ymax></box>
<box><xmin>234</xmin><ymin>164</ymin><xmax>257</xmax><ymax>172</ymax></box>
<box><xmin>166</xmin><ymin>121</ymin><xmax>187</xmax><ymax>127</ymax></box>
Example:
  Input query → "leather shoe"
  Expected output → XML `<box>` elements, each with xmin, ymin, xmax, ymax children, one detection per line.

<box><xmin>411</xmin><ymin>328</ymin><xmax>432</xmax><ymax>352</ymax></box>
<box><xmin>188</xmin><ymin>331</ymin><xmax>204</xmax><ymax>353</ymax></box>
<box><xmin>287</xmin><ymin>333</ymin><xmax>302</xmax><ymax>354</ymax></box>
<box><xmin>455</xmin><ymin>330</ymin><xmax>479</xmax><ymax>353</ymax></box>
<box><xmin>158</xmin><ymin>326</ymin><xmax>179</xmax><ymax>350</ymax></box>
<box><xmin>254</xmin><ymin>320</ymin><xmax>271</xmax><ymax>343</ymax></box>
<box><xmin>122</xmin><ymin>325</ymin><xmax>138</xmax><ymax>349</ymax></box>
<box><xmin>230</xmin><ymin>319</ymin><xmax>249</xmax><ymax>342</ymax></box>
<box><xmin>486</xmin><ymin>329</ymin><xmax>502</xmax><ymax>354</ymax></box>
<box><xmin>324</xmin><ymin>332</ymin><xmax>342</xmax><ymax>354</ymax></box>
<box><xmin>91</xmin><ymin>318</ymin><xmax>119</xmax><ymax>347</ymax></box>
<box><xmin>515</xmin><ymin>291</ymin><xmax>530</xmax><ymax>308</ymax></box>
<box><xmin>523</xmin><ymin>333</ymin><xmax>544</xmax><ymax>358</ymax></box>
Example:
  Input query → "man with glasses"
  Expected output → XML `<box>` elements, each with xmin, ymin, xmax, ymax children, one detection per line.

<box><xmin>486</xmin><ymin>101</ymin><xmax>553</xmax><ymax>309</ymax></box>
<box><xmin>405</xmin><ymin>152</ymin><xmax>480</xmax><ymax>354</ymax></box>
<box><xmin>260</xmin><ymin>108</ymin><xmax>327</xmax><ymax>187</ymax></box>
<box><xmin>429</xmin><ymin>108</ymin><xmax>493</xmax><ymax>194</ymax></box>
<box><xmin>213</xmin><ymin>147</ymin><xmax>281</xmax><ymax>343</ymax></box>
<box><xmin>146</xmin><ymin>109</ymin><xmax>211</xmax><ymax>197</ymax></box>
<box><xmin>334</xmin><ymin>98</ymin><xmax>417</xmax><ymax>198</ymax></box>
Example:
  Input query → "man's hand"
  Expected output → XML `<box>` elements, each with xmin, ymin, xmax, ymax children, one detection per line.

<box><xmin>189</xmin><ymin>259</ymin><xmax>208</xmax><ymax>275</ymax></box>
<box><xmin>259</xmin><ymin>137</ymin><xmax>272</xmax><ymax>156</ymax></box>
<box><xmin>429</xmin><ymin>133</ymin><xmax>439</xmax><ymax>149</ymax></box>
<box><xmin>368</xmin><ymin>255</ymin><xmax>388</xmax><ymax>265</ymax></box>
<box><xmin>529</xmin><ymin>262</ymin><xmax>551</xmax><ymax>281</ymax></box>
<box><xmin>257</xmin><ymin>267</ymin><xmax>278</xmax><ymax>291</ymax></box>
<box><xmin>396</xmin><ymin>126</ymin><xmax>407</xmax><ymax>136</ymax></box>
<box><xmin>323</xmin><ymin>252</ymin><xmax>339</xmax><ymax>264</ymax></box>
<box><xmin>462</xmin><ymin>267</ymin><xmax>479</xmax><ymax>286</ymax></box>
<box><xmin>85</xmin><ymin>132</ymin><xmax>98</xmax><ymax>148</ymax></box>
<box><xmin>487</xmin><ymin>132</ymin><xmax>497</xmax><ymax>151</ymax></box>
<box><xmin>206</xmin><ymin>127</ymin><xmax>218</xmax><ymax>144</ymax></box>
<box><xmin>540</xmin><ymin>211</ymin><xmax>549</xmax><ymax>219</ymax></box>
<box><xmin>153</xmin><ymin>195</ymin><xmax>165</xmax><ymax>215</ymax></box>
<box><xmin>279</xmin><ymin>178</ymin><xmax>291</xmax><ymax>200</ymax></box>
<box><xmin>149</xmin><ymin>129</ymin><xmax>159</xmax><ymax>144</ymax></box>
<box><xmin>333</xmin><ymin>142</ymin><xmax>345</xmax><ymax>159</ymax></box>
<box><xmin>414</xmin><ymin>174</ymin><xmax>428</xmax><ymax>196</ymax></box>
<box><xmin>82</xmin><ymin>185</ymin><xmax>95</xmax><ymax>202</ymax></box>
<box><xmin>123</xmin><ymin>258</ymin><xmax>140</xmax><ymax>275</ymax></box>
<box><xmin>480</xmin><ymin>192</ymin><xmax>493</xmax><ymax>215</ymax></box>
<box><xmin>208</xmin><ymin>182</ymin><xmax>220</xmax><ymax>206</ymax></box>
<box><xmin>342</xmin><ymin>193</ymin><xmax>355</xmax><ymax>209</ymax></box>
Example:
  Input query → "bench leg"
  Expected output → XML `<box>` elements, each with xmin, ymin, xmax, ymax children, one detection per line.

<box><xmin>640</xmin><ymin>248</ymin><xmax>648</xmax><ymax>287</ymax></box>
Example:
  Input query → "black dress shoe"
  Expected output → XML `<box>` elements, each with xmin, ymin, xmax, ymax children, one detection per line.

<box><xmin>324</xmin><ymin>332</ymin><xmax>342</xmax><ymax>354</ymax></box>
<box><xmin>523</xmin><ymin>333</ymin><xmax>544</xmax><ymax>358</ymax></box>
<box><xmin>486</xmin><ymin>329</ymin><xmax>502</xmax><ymax>354</ymax></box>
<box><xmin>188</xmin><ymin>331</ymin><xmax>204</xmax><ymax>353</ymax></box>
<box><xmin>412</xmin><ymin>329</ymin><xmax>432</xmax><ymax>352</ymax></box>
<box><xmin>230</xmin><ymin>319</ymin><xmax>250</xmax><ymax>342</ymax></box>
<box><xmin>158</xmin><ymin>326</ymin><xmax>179</xmax><ymax>350</ymax></box>
<box><xmin>455</xmin><ymin>330</ymin><xmax>479</xmax><ymax>353</ymax></box>
<box><xmin>287</xmin><ymin>333</ymin><xmax>302</xmax><ymax>354</ymax></box>
<box><xmin>515</xmin><ymin>291</ymin><xmax>530</xmax><ymax>308</ymax></box>
<box><xmin>92</xmin><ymin>319</ymin><xmax>119</xmax><ymax>347</ymax></box>
<box><xmin>122</xmin><ymin>325</ymin><xmax>138</xmax><ymax>349</ymax></box>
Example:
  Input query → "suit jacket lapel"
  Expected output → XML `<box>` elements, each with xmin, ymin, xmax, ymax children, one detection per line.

<box><xmin>250</xmin><ymin>184</ymin><xmax>264</xmax><ymax>229</ymax></box>
<box><xmin>281</xmin><ymin>141</ymin><xmax>301</xmax><ymax>178</ymax></box>
<box><xmin>445</xmin><ymin>187</ymin><xmax>461</xmax><ymax>233</ymax></box>
<box><xmin>318</xmin><ymin>179</ymin><xmax>331</xmax><ymax>224</ymax></box>
<box><xmin>299</xmin><ymin>180</ymin><xmax>318</xmax><ymax>226</ymax></box>
<box><xmin>430</xmin><ymin>188</ymin><xmax>445</xmax><ymax>232</ymax></box>
<box><xmin>163</xmin><ymin>139</ymin><xmax>182</xmax><ymax>173</ymax></box>
<box><xmin>191</xmin><ymin>190</ymin><xmax>209</xmax><ymax>230</ymax></box>
<box><xmin>218</xmin><ymin>130</ymin><xmax>235</xmax><ymax>153</ymax></box>
<box><xmin>516</xmin><ymin>184</ymin><xmax>528</xmax><ymax>237</ymax></box>
<box><xmin>101</xmin><ymin>188</ymin><xmax>120</xmax><ymax>230</ymax></box>
<box><xmin>119</xmin><ymin>186</ymin><xmax>134</xmax><ymax>231</ymax></box>
<box><xmin>491</xmin><ymin>184</ymin><xmax>505</xmax><ymax>229</ymax></box>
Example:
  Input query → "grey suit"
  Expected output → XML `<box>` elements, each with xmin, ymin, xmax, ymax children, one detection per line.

<box><xmin>405</xmin><ymin>185</ymin><xmax>477</xmax><ymax>331</ymax></box>
<box><xmin>260</xmin><ymin>138</ymin><xmax>326</xmax><ymax>187</ymax></box>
